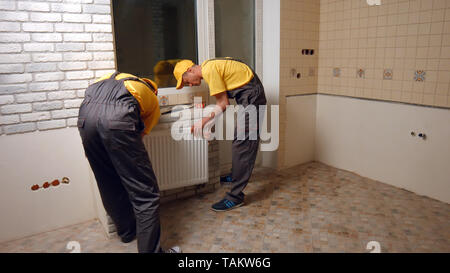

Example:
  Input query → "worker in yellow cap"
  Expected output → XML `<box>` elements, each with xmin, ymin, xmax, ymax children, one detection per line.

<box><xmin>173</xmin><ymin>58</ymin><xmax>267</xmax><ymax>212</ymax></box>
<box><xmin>77</xmin><ymin>72</ymin><xmax>180</xmax><ymax>253</ymax></box>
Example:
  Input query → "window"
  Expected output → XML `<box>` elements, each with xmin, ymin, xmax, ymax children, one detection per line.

<box><xmin>214</xmin><ymin>0</ymin><xmax>255</xmax><ymax>69</ymax></box>
<box><xmin>111</xmin><ymin>0</ymin><xmax>258</xmax><ymax>92</ymax></box>
<box><xmin>112</xmin><ymin>0</ymin><xmax>198</xmax><ymax>88</ymax></box>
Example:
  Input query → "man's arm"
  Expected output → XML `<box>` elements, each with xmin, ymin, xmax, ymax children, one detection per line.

<box><xmin>191</xmin><ymin>92</ymin><xmax>229</xmax><ymax>135</ymax></box>
<box><xmin>212</xmin><ymin>91</ymin><xmax>230</xmax><ymax>116</ymax></box>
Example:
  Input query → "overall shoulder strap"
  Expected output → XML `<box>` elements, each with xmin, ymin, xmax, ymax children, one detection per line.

<box><xmin>109</xmin><ymin>71</ymin><xmax>121</xmax><ymax>79</ymax></box>
<box><xmin>215</xmin><ymin>57</ymin><xmax>245</xmax><ymax>63</ymax></box>
<box><xmin>205</xmin><ymin>57</ymin><xmax>253</xmax><ymax>70</ymax></box>
<box><xmin>204</xmin><ymin>57</ymin><xmax>256</xmax><ymax>74</ymax></box>
<box><xmin>203</xmin><ymin>57</ymin><xmax>246</xmax><ymax>66</ymax></box>
<box><xmin>121</xmin><ymin>76</ymin><xmax>156</xmax><ymax>93</ymax></box>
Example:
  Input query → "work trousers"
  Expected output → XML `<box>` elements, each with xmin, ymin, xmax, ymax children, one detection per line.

<box><xmin>77</xmin><ymin>72</ymin><xmax>161</xmax><ymax>253</ymax></box>
<box><xmin>225</xmin><ymin>73</ymin><xmax>267</xmax><ymax>203</ymax></box>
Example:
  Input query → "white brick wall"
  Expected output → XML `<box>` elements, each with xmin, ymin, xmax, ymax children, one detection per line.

<box><xmin>0</xmin><ymin>1</ymin><xmax>220</xmax><ymax>213</ymax></box>
<box><xmin>0</xmin><ymin>0</ymin><xmax>115</xmax><ymax>135</ymax></box>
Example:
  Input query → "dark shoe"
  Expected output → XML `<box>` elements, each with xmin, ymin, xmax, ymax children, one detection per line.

<box><xmin>164</xmin><ymin>246</ymin><xmax>182</xmax><ymax>253</ymax></box>
<box><xmin>211</xmin><ymin>198</ymin><xmax>244</xmax><ymax>212</ymax></box>
<box><xmin>220</xmin><ymin>174</ymin><xmax>233</xmax><ymax>186</ymax></box>
<box><xmin>120</xmin><ymin>233</ymin><xmax>136</xmax><ymax>243</ymax></box>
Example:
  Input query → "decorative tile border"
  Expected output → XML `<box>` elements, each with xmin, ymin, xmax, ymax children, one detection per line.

<box><xmin>327</xmin><ymin>68</ymin><xmax>430</xmax><ymax>84</ymax></box>
<box><xmin>383</xmin><ymin>69</ymin><xmax>393</xmax><ymax>80</ymax></box>
<box><xmin>414</xmin><ymin>70</ymin><xmax>426</xmax><ymax>82</ymax></box>
<box><xmin>158</xmin><ymin>95</ymin><xmax>169</xmax><ymax>106</ymax></box>
<box><xmin>356</xmin><ymin>68</ymin><xmax>365</xmax><ymax>79</ymax></box>
<box><xmin>333</xmin><ymin>68</ymin><xmax>341</xmax><ymax>77</ymax></box>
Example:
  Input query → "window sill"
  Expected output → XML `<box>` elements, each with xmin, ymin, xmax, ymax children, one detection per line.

<box><xmin>157</xmin><ymin>84</ymin><xmax>208</xmax><ymax>96</ymax></box>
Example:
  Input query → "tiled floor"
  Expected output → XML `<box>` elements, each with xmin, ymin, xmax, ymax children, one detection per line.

<box><xmin>1</xmin><ymin>162</ymin><xmax>449</xmax><ymax>253</ymax></box>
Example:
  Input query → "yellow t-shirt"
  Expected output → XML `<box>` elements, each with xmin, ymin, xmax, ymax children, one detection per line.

<box><xmin>201</xmin><ymin>59</ymin><xmax>254</xmax><ymax>96</ymax></box>
<box><xmin>96</xmin><ymin>73</ymin><xmax>160</xmax><ymax>135</ymax></box>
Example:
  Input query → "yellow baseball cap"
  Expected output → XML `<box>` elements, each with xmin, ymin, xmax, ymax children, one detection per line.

<box><xmin>173</xmin><ymin>59</ymin><xmax>195</xmax><ymax>89</ymax></box>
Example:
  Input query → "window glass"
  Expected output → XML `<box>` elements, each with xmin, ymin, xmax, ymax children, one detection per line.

<box><xmin>214</xmin><ymin>0</ymin><xmax>255</xmax><ymax>69</ymax></box>
<box><xmin>112</xmin><ymin>0</ymin><xmax>198</xmax><ymax>88</ymax></box>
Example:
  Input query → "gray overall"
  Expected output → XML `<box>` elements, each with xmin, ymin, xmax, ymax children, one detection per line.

<box><xmin>207</xmin><ymin>58</ymin><xmax>267</xmax><ymax>203</ymax></box>
<box><xmin>77</xmin><ymin>72</ymin><xmax>161</xmax><ymax>253</ymax></box>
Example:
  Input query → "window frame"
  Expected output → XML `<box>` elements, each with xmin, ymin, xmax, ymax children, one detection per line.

<box><xmin>156</xmin><ymin>0</ymin><xmax>211</xmax><ymax>96</ymax></box>
<box><xmin>111</xmin><ymin>0</ymin><xmax>261</xmax><ymax>96</ymax></box>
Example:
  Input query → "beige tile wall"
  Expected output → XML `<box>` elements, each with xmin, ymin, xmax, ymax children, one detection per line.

<box><xmin>281</xmin><ymin>0</ymin><xmax>320</xmax><ymax>96</ymax></box>
<box><xmin>318</xmin><ymin>0</ymin><xmax>450</xmax><ymax>108</ymax></box>
<box><xmin>278</xmin><ymin>0</ymin><xmax>320</xmax><ymax>169</ymax></box>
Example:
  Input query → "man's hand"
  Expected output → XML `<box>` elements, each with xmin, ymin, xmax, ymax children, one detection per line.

<box><xmin>191</xmin><ymin>116</ymin><xmax>212</xmax><ymax>138</ymax></box>
<box><xmin>190</xmin><ymin>92</ymin><xmax>229</xmax><ymax>138</ymax></box>
<box><xmin>191</xmin><ymin>120</ymin><xmax>203</xmax><ymax>137</ymax></box>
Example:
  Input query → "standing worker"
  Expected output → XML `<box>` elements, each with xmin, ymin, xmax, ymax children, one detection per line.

<box><xmin>173</xmin><ymin>57</ymin><xmax>267</xmax><ymax>212</ymax></box>
<box><xmin>77</xmin><ymin>72</ymin><xmax>180</xmax><ymax>253</ymax></box>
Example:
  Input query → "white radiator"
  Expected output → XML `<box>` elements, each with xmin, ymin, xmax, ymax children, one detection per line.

<box><xmin>143</xmin><ymin>129</ymin><xmax>209</xmax><ymax>191</ymax></box>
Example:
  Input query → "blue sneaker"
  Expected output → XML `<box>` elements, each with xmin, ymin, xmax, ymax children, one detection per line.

<box><xmin>211</xmin><ymin>198</ymin><xmax>244</xmax><ymax>212</ymax></box>
<box><xmin>220</xmin><ymin>174</ymin><xmax>233</xmax><ymax>185</ymax></box>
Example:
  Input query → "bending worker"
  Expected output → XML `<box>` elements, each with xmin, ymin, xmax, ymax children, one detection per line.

<box><xmin>77</xmin><ymin>72</ymin><xmax>180</xmax><ymax>253</ymax></box>
<box><xmin>173</xmin><ymin>57</ymin><xmax>267</xmax><ymax>212</ymax></box>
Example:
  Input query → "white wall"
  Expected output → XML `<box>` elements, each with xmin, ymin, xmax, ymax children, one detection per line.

<box><xmin>315</xmin><ymin>94</ymin><xmax>450</xmax><ymax>204</ymax></box>
<box><xmin>284</xmin><ymin>95</ymin><xmax>316</xmax><ymax>168</ymax></box>
<box><xmin>0</xmin><ymin>128</ymin><xmax>96</xmax><ymax>243</ymax></box>
<box><xmin>89</xmin><ymin>167</ymin><xmax>110</xmax><ymax>237</ymax></box>
<box><xmin>261</xmin><ymin>0</ymin><xmax>280</xmax><ymax>169</ymax></box>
